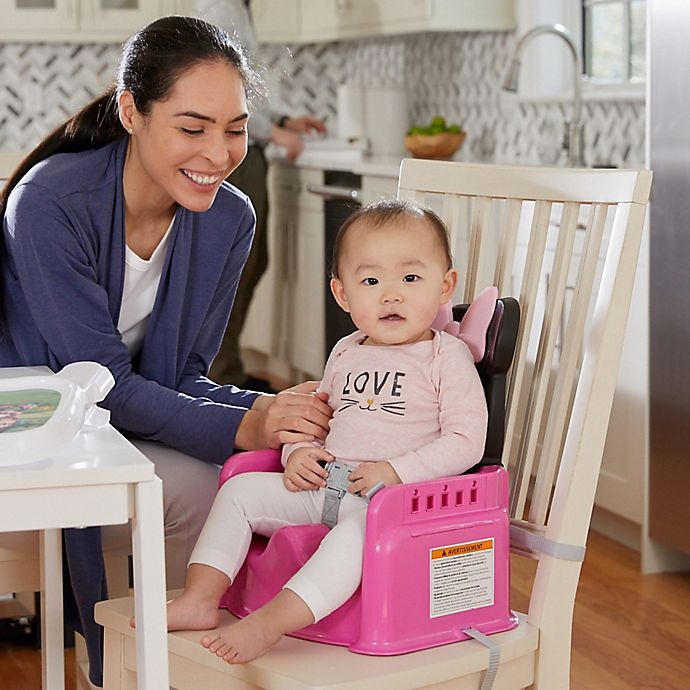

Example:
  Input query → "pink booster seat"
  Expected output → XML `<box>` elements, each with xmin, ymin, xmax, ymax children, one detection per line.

<box><xmin>218</xmin><ymin>290</ymin><xmax>521</xmax><ymax>654</ymax></box>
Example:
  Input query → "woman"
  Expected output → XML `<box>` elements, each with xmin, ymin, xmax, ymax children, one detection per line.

<box><xmin>0</xmin><ymin>15</ymin><xmax>330</xmax><ymax>686</ymax></box>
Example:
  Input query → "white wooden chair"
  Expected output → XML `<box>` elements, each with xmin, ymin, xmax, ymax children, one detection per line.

<box><xmin>94</xmin><ymin>160</ymin><xmax>652</xmax><ymax>690</ymax></box>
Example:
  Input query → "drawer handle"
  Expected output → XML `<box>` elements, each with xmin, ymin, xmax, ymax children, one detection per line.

<box><xmin>306</xmin><ymin>183</ymin><xmax>360</xmax><ymax>202</ymax></box>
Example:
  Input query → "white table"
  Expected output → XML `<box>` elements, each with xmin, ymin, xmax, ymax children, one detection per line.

<box><xmin>0</xmin><ymin>366</ymin><xmax>169</xmax><ymax>690</ymax></box>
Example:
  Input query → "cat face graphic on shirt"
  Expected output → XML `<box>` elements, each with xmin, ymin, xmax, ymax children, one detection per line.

<box><xmin>337</xmin><ymin>369</ymin><xmax>406</xmax><ymax>417</ymax></box>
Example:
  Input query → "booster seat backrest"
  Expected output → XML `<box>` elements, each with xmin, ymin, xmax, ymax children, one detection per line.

<box><xmin>454</xmin><ymin>297</ymin><xmax>520</xmax><ymax>468</ymax></box>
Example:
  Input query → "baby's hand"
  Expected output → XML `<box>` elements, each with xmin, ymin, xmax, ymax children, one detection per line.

<box><xmin>283</xmin><ymin>447</ymin><xmax>332</xmax><ymax>492</ymax></box>
<box><xmin>348</xmin><ymin>461</ymin><xmax>401</xmax><ymax>496</ymax></box>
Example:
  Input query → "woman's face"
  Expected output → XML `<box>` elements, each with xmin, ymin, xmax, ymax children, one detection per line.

<box><xmin>125</xmin><ymin>59</ymin><xmax>249</xmax><ymax>213</ymax></box>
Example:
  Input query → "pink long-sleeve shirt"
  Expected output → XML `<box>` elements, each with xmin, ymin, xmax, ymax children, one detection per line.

<box><xmin>282</xmin><ymin>330</ymin><xmax>488</xmax><ymax>484</ymax></box>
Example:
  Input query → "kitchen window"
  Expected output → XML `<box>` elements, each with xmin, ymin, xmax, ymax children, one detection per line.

<box><xmin>583</xmin><ymin>0</ymin><xmax>646</xmax><ymax>84</ymax></box>
<box><xmin>514</xmin><ymin>0</ymin><xmax>645</xmax><ymax>100</ymax></box>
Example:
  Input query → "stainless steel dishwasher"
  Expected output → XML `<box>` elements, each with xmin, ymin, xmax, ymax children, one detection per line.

<box><xmin>306</xmin><ymin>170</ymin><xmax>361</xmax><ymax>355</ymax></box>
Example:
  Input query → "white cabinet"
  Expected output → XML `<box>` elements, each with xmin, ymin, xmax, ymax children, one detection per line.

<box><xmin>0</xmin><ymin>0</ymin><xmax>176</xmax><ymax>42</ymax></box>
<box><xmin>250</xmin><ymin>0</ymin><xmax>300</xmax><ymax>43</ymax></box>
<box><xmin>238</xmin><ymin>221</ymin><xmax>278</xmax><ymax>364</ymax></box>
<box><xmin>290</xmin><ymin>194</ymin><xmax>325</xmax><ymax>377</ymax></box>
<box><xmin>1</xmin><ymin>0</ymin><xmax>78</xmax><ymax>36</ymax></box>
<box><xmin>595</xmin><ymin>254</ymin><xmax>646</xmax><ymax>527</ymax></box>
<box><xmin>254</xmin><ymin>0</ymin><xmax>515</xmax><ymax>44</ymax></box>
<box><xmin>300</xmin><ymin>0</ymin><xmax>383</xmax><ymax>42</ymax></box>
<box><xmin>243</xmin><ymin>163</ymin><xmax>325</xmax><ymax>380</ymax></box>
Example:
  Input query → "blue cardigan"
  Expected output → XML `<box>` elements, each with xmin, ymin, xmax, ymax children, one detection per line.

<box><xmin>1</xmin><ymin>137</ymin><xmax>260</xmax><ymax>463</ymax></box>
<box><xmin>1</xmin><ymin>138</ymin><xmax>260</xmax><ymax>686</ymax></box>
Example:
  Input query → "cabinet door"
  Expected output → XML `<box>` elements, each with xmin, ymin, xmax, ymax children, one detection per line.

<box><xmin>263</xmin><ymin>164</ymin><xmax>327</xmax><ymax>379</ymax></box>
<box><xmin>301</xmin><ymin>0</ymin><xmax>382</xmax><ymax>41</ymax></box>
<box><xmin>80</xmin><ymin>0</ymin><xmax>164</xmax><ymax>36</ymax></box>
<box><xmin>300</xmin><ymin>0</ymin><xmax>514</xmax><ymax>41</ymax></box>
<box><xmin>290</xmin><ymin>205</ymin><xmax>325</xmax><ymax>378</ymax></box>
<box><xmin>290</xmin><ymin>169</ymin><xmax>326</xmax><ymax>378</ymax></box>
<box><xmin>0</xmin><ymin>0</ymin><xmax>78</xmax><ymax>37</ymax></box>
<box><xmin>251</xmin><ymin>0</ymin><xmax>301</xmax><ymax>43</ymax></box>
<box><xmin>377</xmin><ymin>0</ymin><xmax>515</xmax><ymax>33</ymax></box>
<box><xmin>239</xmin><ymin>217</ymin><xmax>278</xmax><ymax>359</ymax></box>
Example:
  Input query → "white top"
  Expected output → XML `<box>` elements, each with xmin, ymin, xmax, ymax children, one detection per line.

<box><xmin>118</xmin><ymin>218</ymin><xmax>174</xmax><ymax>355</ymax></box>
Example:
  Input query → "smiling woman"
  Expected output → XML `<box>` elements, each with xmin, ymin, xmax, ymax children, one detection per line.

<box><xmin>0</xmin><ymin>14</ymin><xmax>332</xmax><ymax>688</ymax></box>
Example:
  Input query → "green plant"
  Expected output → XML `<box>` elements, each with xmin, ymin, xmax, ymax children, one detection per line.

<box><xmin>406</xmin><ymin>116</ymin><xmax>464</xmax><ymax>136</ymax></box>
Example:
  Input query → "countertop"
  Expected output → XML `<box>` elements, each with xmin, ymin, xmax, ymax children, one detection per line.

<box><xmin>266</xmin><ymin>140</ymin><xmax>406</xmax><ymax>178</ymax></box>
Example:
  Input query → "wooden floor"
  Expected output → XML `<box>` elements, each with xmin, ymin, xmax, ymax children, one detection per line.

<box><xmin>2</xmin><ymin>532</ymin><xmax>689</xmax><ymax>689</ymax></box>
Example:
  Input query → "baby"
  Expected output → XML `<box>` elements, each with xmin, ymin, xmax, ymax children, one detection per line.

<box><xmin>162</xmin><ymin>198</ymin><xmax>488</xmax><ymax>663</ymax></box>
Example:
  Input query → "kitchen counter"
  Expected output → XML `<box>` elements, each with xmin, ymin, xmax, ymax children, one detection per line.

<box><xmin>296</xmin><ymin>151</ymin><xmax>405</xmax><ymax>178</ymax></box>
<box><xmin>266</xmin><ymin>140</ymin><xmax>405</xmax><ymax>178</ymax></box>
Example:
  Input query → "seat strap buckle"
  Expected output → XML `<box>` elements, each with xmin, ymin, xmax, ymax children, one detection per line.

<box><xmin>321</xmin><ymin>461</ymin><xmax>352</xmax><ymax>528</ymax></box>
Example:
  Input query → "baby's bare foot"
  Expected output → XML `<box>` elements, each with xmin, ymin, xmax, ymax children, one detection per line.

<box><xmin>166</xmin><ymin>593</ymin><xmax>220</xmax><ymax>632</ymax></box>
<box><xmin>131</xmin><ymin>592</ymin><xmax>220</xmax><ymax>631</ymax></box>
<box><xmin>200</xmin><ymin>611</ymin><xmax>281</xmax><ymax>664</ymax></box>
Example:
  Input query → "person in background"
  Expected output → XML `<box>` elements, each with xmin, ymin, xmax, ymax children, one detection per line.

<box><xmin>0</xmin><ymin>15</ymin><xmax>330</xmax><ymax>685</ymax></box>
<box><xmin>197</xmin><ymin>0</ymin><xmax>327</xmax><ymax>392</ymax></box>
<box><xmin>160</xmin><ymin>199</ymin><xmax>488</xmax><ymax>664</ymax></box>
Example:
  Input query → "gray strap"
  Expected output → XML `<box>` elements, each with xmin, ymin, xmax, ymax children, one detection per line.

<box><xmin>321</xmin><ymin>486</ymin><xmax>344</xmax><ymax>528</ymax></box>
<box><xmin>320</xmin><ymin>464</ymin><xmax>383</xmax><ymax>528</ymax></box>
<box><xmin>462</xmin><ymin>627</ymin><xmax>500</xmax><ymax>690</ymax></box>
<box><xmin>510</xmin><ymin>523</ymin><xmax>586</xmax><ymax>562</ymax></box>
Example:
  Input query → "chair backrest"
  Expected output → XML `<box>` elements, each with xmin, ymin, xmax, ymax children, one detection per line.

<box><xmin>398</xmin><ymin>160</ymin><xmax>651</xmax><ymax>647</ymax></box>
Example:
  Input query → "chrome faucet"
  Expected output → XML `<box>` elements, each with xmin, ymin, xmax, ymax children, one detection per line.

<box><xmin>502</xmin><ymin>23</ymin><xmax>585</xmax><ymax>167</ymax></box>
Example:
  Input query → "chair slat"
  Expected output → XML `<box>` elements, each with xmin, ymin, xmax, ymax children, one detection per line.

<box><xmin>529</xmin><ymin>203</ymin><xmax>609</xmax><ymax>525</ymax></box>
<box><xmin>505</xmin><ymin>201</ymin><xmax>551</xmax><ymax>516</ymax></box>
<box><xmin>464</xmin><ymin>196</ymin><xmax>492</xmax><ymax>302</ymax></box>
<box><xmin>521</xmin><ymin>202</ymin><xmax>580</xmax><ymax>525</ymax></box>
<box><xmin>440</xmin><ymin>193</ymin><xmax>463</xmax><ymax>253</ymax></box>
<box><xmin>494</xmin><ymin>198</ymin><xmax>522</xmax><ymax>296</ymax></box>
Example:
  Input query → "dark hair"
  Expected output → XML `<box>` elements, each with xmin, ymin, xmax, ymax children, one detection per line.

<box><xmin>0</xmin><ymin>15</ymin><xmax>260</xmax><ymax>329</ymax></box>
<box><xmin>330</xmin><ymin>199</ymin><xmax>453</xmax><ymax>279</ymax></box>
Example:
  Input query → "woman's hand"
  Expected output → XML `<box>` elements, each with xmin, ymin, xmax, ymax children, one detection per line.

<box><xmin>348</xmin><ymin>461</ymin><xmax>401</xmax><ymax>496</ymax></box>
<box><xmin>271</xmin><ymin>125</ymin><xmax>303</xmax><ymax>160</ymax></box>
<box><xmin>234</xmin><ymin>381</ymin><xmax>331</xmax><ymax>451</ymax></box>
<box><xmin>283</xmin><ymin>447</ymin><xmax>332</xmax><ymax>492</ymax></box>
<box><xmin>283</xmin><ymin>115</ymin><xmax>327</xmax><ymax>135</ymax></box>
<box><xmin>271</xmin><ymin>116</ymin><xmax>327</xmax><ymax>160</ymax></box>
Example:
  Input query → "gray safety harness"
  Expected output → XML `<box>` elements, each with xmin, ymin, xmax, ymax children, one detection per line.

<box><xmin>320</xmin><ymin>460</ymin><xmax>385</xmax><ymax>528</ymax></box>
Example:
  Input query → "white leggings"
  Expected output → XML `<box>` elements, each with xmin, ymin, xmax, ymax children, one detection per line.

<box><xmin>189</xmin><ymin>471</ymin><xmax>368</xmax><ymax>622</ymax></box>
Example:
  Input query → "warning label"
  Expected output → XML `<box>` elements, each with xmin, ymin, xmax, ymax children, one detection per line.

<box><xmin>429</xmin><ymin>538</ymin><xmax>494</xmax><ymax>618</ymax></box>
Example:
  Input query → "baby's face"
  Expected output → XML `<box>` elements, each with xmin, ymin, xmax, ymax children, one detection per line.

<box><xmin>331</xmin><ymin>218</ymin><xmax>457</xmax><ymax>347</ymax></box>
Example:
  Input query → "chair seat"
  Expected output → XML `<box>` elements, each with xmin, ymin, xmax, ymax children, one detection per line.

<box><xmin>95</xmin><ymin>593</ymin><xmax>538</xmax><ymax>690</ymax></box>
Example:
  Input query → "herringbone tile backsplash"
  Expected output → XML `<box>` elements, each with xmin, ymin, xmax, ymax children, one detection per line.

<box><xmin>0</xmin><ymin>31</ymin><xmax>644</xmax><ymax>168</ymax></box>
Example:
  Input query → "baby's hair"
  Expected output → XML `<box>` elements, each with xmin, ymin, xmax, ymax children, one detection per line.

<box><xmin>330</xmin><ymin>199</ymin><xmax>453</xmax><ymax>279</ymax></box>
